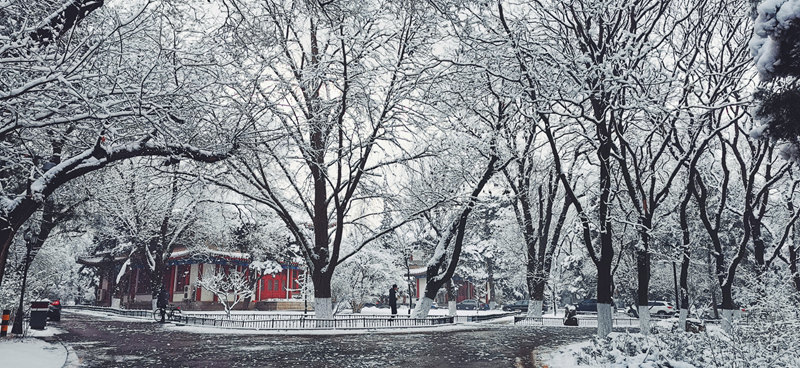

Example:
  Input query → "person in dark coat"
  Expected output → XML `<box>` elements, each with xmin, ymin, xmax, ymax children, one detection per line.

<box><xmin>157</xmin><ymin>287</ymin><xmax>169</xmax><ymax>323</ymax></box>
<box><xmin>389</xmin><ymin>284</ymin><xmax>398</xmax><ymax>317</ymax></box>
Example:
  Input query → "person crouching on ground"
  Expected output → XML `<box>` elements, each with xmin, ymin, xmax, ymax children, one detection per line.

<box><xmin>389</xmin><ymin>284</ymin><xmax>398</xmax><ymax>318</ymax></box>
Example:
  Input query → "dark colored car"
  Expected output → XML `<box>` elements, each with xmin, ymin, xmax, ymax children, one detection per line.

<box><xmin>456</xmin><ymin>299</ymin><xmax>489</xmax><ymax>310</ymax></box>
<box><xmin>573</xmin><ymin>299</ymin><xmax>615</xmax><ymax>313</ymax></box>
<box><xmin>502</xmin><ymin>300</ymin><xmax>529</xmax><ymax>313</ymax></box>
<box><xmin>48</xmin><ymin>299</ymin><xmax>61</xmax><ymax>321</ymax></box>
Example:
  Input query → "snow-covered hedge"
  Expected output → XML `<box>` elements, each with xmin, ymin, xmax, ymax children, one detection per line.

<box><xmin>553</xmin><ymin>280</ymin><xmax>800</xmax><ymax>367</ymax></box>
<box><xmin>570</xmin><ymin>325</ymin><xmax>800</xmax><ymax>368</ymax></box>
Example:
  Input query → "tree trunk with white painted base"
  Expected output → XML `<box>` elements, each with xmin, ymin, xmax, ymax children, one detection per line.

<box><xmin>527</xmin><ymin>299</ymin><xmax>543</xmax><ymax>318</ymax></box>
<box><xmin>597</xmin><ymin>303</ymin><xmax>613</xmax><ymax>337</ymax></box>
<box><xmin>315</xmin><ymin>297</ymin><xmax>333</xmax><ymax>327</ymax></box>
<box><xmin>315</xmin><ymin>297</ymin><xmax>332</xmax><ymax>319</ymax></box>
<box><xmin>111</xmin><ymin>298</ymin><xmax>121</xmax><ymax>309</ymax></box>
<box><xmin>412</xmin><ymin>297</ymin><xmax>435</xmax><ymax>319</ymax></box>
<box><xmin>448</xmin><ymin>301</ymin><xmax>457</xmax><ymax>317</ymax></box>
<box><xmin>679</xmin><ymin>308</ymin><xmax>688</xmax><ymax>331</ymax></box>
<box><xmin>721</xmin><ymin>308</ymin><xmax>735</xmax><ymax>333</ymax></box>
<box><xmin>638</xmin><ymin>306</ymin><xmax>651</xmax><ymax>335</ymax></box>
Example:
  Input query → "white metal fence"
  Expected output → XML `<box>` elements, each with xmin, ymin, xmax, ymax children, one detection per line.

<box><xmin>65</xmin><ymin>305</ymin><xmax>455</xmax><ymax>330</ymax></box>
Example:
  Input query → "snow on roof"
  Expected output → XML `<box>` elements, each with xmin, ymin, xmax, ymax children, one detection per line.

<box><xmin>77</xmin><ymin>255</ymin><xmax>128</xmax><ymax>265</ymax></box>
<box><xmin>168</xmin><ymin>248</ymin><xmax>251</xmax><ymax>260</ymax></box>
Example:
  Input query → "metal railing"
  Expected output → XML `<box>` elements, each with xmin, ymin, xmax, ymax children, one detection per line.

<box><xmin>514</xmin><ymin>316</ymin><xmax>639</xmax><ymax>328</ymax></box>
<box><xmin>63</xmin><ymin>305</ymin><xmax>151</xmax><ymax>319</ymax></box>
<box><xmin>454</xmin><ymin>312</ymin><xmax>517</xmax><ymax>323</ymax></box>
<box><xmin>64</xmin><ymin>305</ymin><xmax>455</xmax><ymax>330</ymax></box>
<box><xmin>179</xmin><ymin>315</ymin><xmax>454</xmax><ymax>330</ymax></box>
<box><xmin>182</xmin><ymin>312</ymin><xmax>424</xmax><ymax>320</ymax></box>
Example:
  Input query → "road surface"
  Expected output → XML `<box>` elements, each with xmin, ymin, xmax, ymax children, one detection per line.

<box><xmin>43</xmin><ymin>310</ymin><xmax>594</xmax><ymax>367</ymax></box>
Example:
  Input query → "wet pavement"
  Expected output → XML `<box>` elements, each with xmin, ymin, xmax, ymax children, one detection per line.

<box><xmin>45</xmin><ymin>310</ymin><xmax>594</xmax><ymax>367</ymax></box>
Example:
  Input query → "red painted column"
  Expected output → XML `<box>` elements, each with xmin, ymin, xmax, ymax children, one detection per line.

<box><xmin>168</xmin><ymin>266</ymin><xmax>176</xmax><ymax>300</ymax></box>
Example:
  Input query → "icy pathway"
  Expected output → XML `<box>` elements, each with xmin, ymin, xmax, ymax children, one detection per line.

<box><xmin>57</xmin><ymin>309</ymin><xmax>593</xmax><ymax>367</ymax></box>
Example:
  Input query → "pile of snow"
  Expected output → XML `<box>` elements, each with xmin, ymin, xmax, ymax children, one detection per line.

<box><xmin>0</xmin><ymin>336</ymin><xmax>74</xmax><ymax>368</ymax></box>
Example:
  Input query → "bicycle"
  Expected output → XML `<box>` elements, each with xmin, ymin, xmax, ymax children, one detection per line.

<box><xmin>152</xmin><ymin>304</ymin><xmax>182</xmax><ymax>323</ymax></box>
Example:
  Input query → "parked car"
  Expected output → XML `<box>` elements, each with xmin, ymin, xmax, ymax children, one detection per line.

<box><xmin>573</xmin><ymin>299</ymin><xmax>615</xmax><ymax>313</ymax></box>
<box><xmin>456</xmin><ymin>299</ymin><xmax>489</xmax><ymax>310</ymax></box>
<box><xmin>48</xmin><ymin>299</ymin><xmax>62</xmax><ymax>321</ymax></box>
<box><xmin>648</xmin><ymin>301</ymin><xmax>676</xmax><ymax>316</ymax></box>
<box><xmin>502</xmin><ymin>300</ymin><xmax>529</xmax><ymax>313</ymax></box>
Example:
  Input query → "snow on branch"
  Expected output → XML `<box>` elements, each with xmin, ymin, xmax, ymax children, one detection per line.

<box><xmin>0</xmin><ymin>0</ymin><xmax>106</xmax><ymax>57</ymax></box>
<box><xmin>751</xmin><ymin>0</ymin><xmax>800</xmax><ymax>80</ymax></box>
<box><xmin>5</xmin><ymin>139</ymin><xmax>232</xmax><ymax>214</ymax></box>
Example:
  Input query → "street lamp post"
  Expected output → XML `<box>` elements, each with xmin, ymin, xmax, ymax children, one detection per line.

<box><xmin>11</xmin><ymin>229</ymin><xmax>34</xmax><ymax>335</ymax></box>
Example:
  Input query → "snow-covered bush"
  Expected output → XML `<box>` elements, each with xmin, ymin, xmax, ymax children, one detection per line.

<box><xmin>331</xmin><ymin>248</ymin><xmax>403</xmax><ymax>313</ymax></box>
<box><xmin>573</xmin><ymin>282</ymin><xmax>800</xmax><ymax>367</ymax></box>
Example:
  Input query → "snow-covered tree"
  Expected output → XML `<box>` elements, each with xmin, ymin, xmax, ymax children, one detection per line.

<box><xmin>196</xmin><ymin>266</ymin><xmax>254</xmax><ymax>318</ymax></box>
<box><xmin>203</xmin><ymin>0</ymin><xmax>442</xmax><ymax>318</ymax></box>
<box><xmin>0</xmin><ymin>0</ymin><xmax>238</xmax><ymax>288</ymax></box>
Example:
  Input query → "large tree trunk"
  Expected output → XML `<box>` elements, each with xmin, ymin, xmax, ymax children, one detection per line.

<box><xmin>678</xmin><ymin>187</ymin><xmax>692</xmax><ymax>329</ymax></box>
<box><xmin>0</xmin><ymin>199</ymin><xmax>39</xmax><ymax>288</ymax></box>
<box><xmin>720</xmin><ymin>279</ymin><xmax>737</xmax><ymax>333</ymax></box>
<box><xmin>635</xmin><ymin>245</ymin><xmax>651</xmax><ymax>334</ymax></box>
<box><xmin>596</xmin><ymin>122</ymin><xmax>615</xmax><ymax>338</ymax></box>
<box><xmin>150</xmin><ymin>253</ymin><xmax>167</xmax><ymax>303</ymax></box>
<box><xmin>790</xmin><ymin>201</ymin><xmax>800</xmax><ymax>292</ymax></box>
<box><xmin>446</xmin><ymin>279</ymin><xmax>457</xmax><ymax>316</ymax></box>
<box><xmin>527</xmin><ymin>272</ymin><xmax>546</xmax><ymax>318</ymax></box>
<box><xmin>487</xmin><ymin>259</ymin><xmax>496</xmax><ymax>309</ymax></box>
<box><xmin>312</xmin><ymin>270</ymin><xmax>333</xmax><ymax>318</ymax></box>
<box><xmin>791</xmin><ymin>238</ymin><xmax>800</xmax><ymax>293</ymax></box>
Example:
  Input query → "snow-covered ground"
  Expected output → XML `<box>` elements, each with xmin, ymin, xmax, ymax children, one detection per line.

<box><xmin>540</xmin><ymin>339</ymin><xmax>594</xmax><ymax>368</ymax></box>
<box><xmin>0</xmin><ymin>327</ymin><xmax>79</xmax><ymax>368</ymax></box>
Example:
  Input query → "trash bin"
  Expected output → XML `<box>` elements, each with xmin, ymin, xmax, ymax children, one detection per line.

<box><xmin>30</xmin><ymin>300</ymin><xmax>49</xmax><ymax>330</ymax></box>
